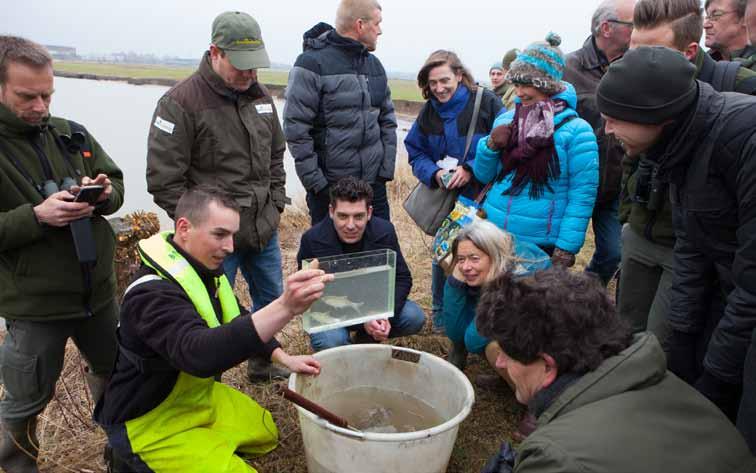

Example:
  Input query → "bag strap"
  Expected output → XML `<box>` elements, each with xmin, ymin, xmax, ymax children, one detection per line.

<box><xmin>463</xmin><ymin>86</ymin><xmax>484</xmax><ymax>160</ymax></box>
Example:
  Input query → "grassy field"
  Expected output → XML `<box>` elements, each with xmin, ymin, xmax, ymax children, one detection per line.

<box><xmin>53</xmin><ymin>60</ymin><xmax>424</xmax><ymax>101</ymax></box>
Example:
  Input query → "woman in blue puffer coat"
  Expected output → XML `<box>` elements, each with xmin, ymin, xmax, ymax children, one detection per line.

<box><xmin>405</xmin><ymin>50</ymin><xmax>502</xmax><ymax>333</ymax></box>
<box><xmin>474</xmin><ymin>34</ymin><xmax>598</xmax><ymax>267</ymax></box>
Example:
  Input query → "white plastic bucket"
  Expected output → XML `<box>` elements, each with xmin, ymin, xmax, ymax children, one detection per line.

<box><xmin>288</xmin><ymin>344</ymin><xmax>475</xmax><ymax>473</ymax></box>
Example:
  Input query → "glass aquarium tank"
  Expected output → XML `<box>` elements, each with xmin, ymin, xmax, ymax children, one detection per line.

<box><xmin>302</xmin><ymin>249</ymin><xmax>396</xmax><ymax>334</ymax></box>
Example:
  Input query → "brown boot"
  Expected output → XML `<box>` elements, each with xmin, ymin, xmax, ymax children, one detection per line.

<box><xmin>0</xmin><ymin>418</ymin><xmax>39</xmax><ymax>473</ymax></box>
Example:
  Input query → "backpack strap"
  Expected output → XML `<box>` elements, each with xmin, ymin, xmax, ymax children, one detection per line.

<box><xmin>555</xmin><ymin>115</ymin><xmax>576</xmax><ymax>131</ymax></box>
<box><xmin>734</xmin><ymin>75</ymin><xmax>756</xmax><ymax>95</ymax></box>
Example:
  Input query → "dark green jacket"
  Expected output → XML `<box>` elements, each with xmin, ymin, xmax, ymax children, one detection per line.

<box><xmin>146</xmin><ymin>52</ymin><xmax>286</xmax><ymax>252</ymax></box>
<box><xmin>619</xmin><ymin>51</ymin><xmax>756</xmax><ymax>247</ymax></box>
<box><xmin>0</xmin><ymin>104</ymin><xmax>123</xmax><ymax>320</ymax></box>
<box><xmin>515</xmin><ymin>334</ymin><xmax>756</xmax><ymax>473</ymax></box>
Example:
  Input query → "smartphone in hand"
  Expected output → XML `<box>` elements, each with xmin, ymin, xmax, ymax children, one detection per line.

<box><xmin>73</xmin><ymin>185</ymin><xmax>105</xmax><ymax>204</ymax></box>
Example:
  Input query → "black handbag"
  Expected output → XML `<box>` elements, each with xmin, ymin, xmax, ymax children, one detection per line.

<box><xmin>403</xmin><ymin>86</ymin><xmax>484</xmax><ymax>236</ymax></box>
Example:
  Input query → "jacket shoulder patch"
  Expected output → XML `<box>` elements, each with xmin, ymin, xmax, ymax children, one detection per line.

<box><xmin>154</xmin><ymin>116</ymin><xmax>175</xmax><ymax>134</ymax></box>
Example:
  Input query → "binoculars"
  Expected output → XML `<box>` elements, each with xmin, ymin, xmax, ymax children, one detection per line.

<box><xmin>42</xmin><ymin>176</ymin><xmax>77</xmax><ymax>199</ymax></box>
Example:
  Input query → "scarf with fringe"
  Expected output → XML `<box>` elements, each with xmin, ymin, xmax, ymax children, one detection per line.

<box><xmin>501</xmin><ymin>99</ymin><xmax>566</xmax><ymax>199</ymax></box>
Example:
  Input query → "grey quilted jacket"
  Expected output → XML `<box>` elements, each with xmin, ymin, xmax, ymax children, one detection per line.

<box><xmin>283</xmin><ymin>23</ymin><xmax>397</xmax><ymax>194</ymax></box>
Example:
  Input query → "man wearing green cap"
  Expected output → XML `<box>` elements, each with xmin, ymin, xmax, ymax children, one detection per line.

<box><xmin>146</xmin><ymin>11</ymin><xmax>289</xmax><ymax>383</ymax></box>
<box><xmin>597</xmin><ymin>45</ymin><xmax>756</xmax><ymax>454</ymax></box>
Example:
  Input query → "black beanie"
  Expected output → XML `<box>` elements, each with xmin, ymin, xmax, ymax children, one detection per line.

<box><xmin>597</xmin><ymin>46</ymin><xmax>698</xmax><ymax>125</ymax></box>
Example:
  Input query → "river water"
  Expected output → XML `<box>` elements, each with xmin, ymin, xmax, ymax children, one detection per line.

<box><xmin>50</xmin><ymin>77</ymin><xmax>414</xmax><ymax>229</ymax></box>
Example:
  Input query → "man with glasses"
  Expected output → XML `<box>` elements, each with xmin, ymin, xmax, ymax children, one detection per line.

<box><xmin>563</xmin><ymin>0</ymin><xmax>636</xmax><ymax>287</ymax></box>
<box><xmin>146</xmin><ymin>11</ymin><xmax>290</xmax><ymax>382</ymax></box>
<box><xmin>705</xmin><ymin>0</ymin><xmax>756</xmax><ymax>67</ymax></box>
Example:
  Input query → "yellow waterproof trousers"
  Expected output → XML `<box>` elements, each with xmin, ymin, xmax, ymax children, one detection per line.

<box><xmin>123</xmin><ymin>372</ymin><xmax>278</xmax><ymax>472</ymax></box>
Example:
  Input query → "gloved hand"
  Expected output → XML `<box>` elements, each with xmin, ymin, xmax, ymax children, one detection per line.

<box><xmin>487</xmin><ymin>124</ymin><xmax>512</xmax><ymax>151</ymax></box>
<box><xmin>481</xmin><ymin>441</ymin><xmax>516</xmax><ymax>473</ymax></box>
<box><xmin>694</xmin><ymin>370</ymin><xmax>742</xmax><ymax>422</ymax></box>
<box><xmin>664</xmin><ymin>329</ymin><xmax>699</xmax><ymax>384</ymax></box>
<box><xmin>550</xmin><ymin>248</ymin><xmax>575</xmax><ymax>268</ymax></box>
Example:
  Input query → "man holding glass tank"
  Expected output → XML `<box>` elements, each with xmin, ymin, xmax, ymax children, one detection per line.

<box><xmin>297</xmin><ymin>177</ymin><xmax>425</xmax><ymax>351</ymax></box>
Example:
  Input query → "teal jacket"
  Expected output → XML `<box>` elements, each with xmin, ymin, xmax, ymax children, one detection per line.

<box><xmin>0</xmin><ymin>104</ymin><xmax>124</xmax><ymax>320</ymax></box>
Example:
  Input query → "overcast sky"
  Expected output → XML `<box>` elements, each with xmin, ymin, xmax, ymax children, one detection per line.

<box><xmin>4</xmin><ymin>0</ymin><xmax>601</xmax><ymax>81</ymax></box>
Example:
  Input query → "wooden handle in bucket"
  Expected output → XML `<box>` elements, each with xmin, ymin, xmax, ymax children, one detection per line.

<box><xmin>278</xmin><ymin>386</ymin><xmax>354</xmax><ymax>430</ymax></box>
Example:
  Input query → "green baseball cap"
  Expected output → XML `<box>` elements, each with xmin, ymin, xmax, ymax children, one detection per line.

<box><xmin>211</xmin><ymin>11</ymin><xmax>270</xmax><ymax>70</ymax></box>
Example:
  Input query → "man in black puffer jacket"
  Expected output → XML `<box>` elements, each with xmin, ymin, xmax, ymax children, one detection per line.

<box><xmin>283</xmin><ymin>0</ymin><xmax>397</xmax><ymax>224</ymax></box>
<box><xmin>598</xmin><ymin>45</ymin><xmax>756</xmax><ymax>453</ymax></box>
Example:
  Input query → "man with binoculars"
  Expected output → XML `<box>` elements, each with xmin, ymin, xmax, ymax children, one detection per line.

<box><xmin>0</xmin><ymin>36</ymin><xmax>124</xmax><ymax>472</ymax></box>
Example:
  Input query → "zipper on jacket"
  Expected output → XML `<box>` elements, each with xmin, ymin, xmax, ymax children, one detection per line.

<box><xmin>644</xmin><ymin>211</ymin><xmax>657</xmax><ymax>243</ymax></box>
<box><xmin>546</xmin><ymin>201</ymin><xmax>556</xmax><ymax>236</ymax></box>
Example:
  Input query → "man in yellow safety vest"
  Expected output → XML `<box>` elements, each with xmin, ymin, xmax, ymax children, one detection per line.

<box><xmin>94</xmin><ymin>185</ymin><xmax>331</xmax><ymax>472</ymax></box>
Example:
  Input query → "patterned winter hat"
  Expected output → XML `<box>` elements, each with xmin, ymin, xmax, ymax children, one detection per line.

<box><xmin>505</xmin><ymin>33</ymin><xmax>565</xmax><ymax>96</ymax></box>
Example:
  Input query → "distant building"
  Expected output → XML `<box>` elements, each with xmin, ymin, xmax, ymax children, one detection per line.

<box><xmin>45</xmin><ymin>45</ymin><xmax>78</xmax><ymax>60</ymax></box>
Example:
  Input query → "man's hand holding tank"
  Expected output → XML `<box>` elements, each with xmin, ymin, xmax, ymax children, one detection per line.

<box><xmin>251</xmin><ymin>260</ymin><xmax>333</xmax><ymax>342</ymax></box>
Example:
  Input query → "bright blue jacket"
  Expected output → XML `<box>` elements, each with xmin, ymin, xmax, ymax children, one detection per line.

<box><xmin>405</xmin><ymin>85</ymin><xmax>502</xmax><ymax>198</ymax></box>
<box><xmin>473</xmin><ymin>82</ymin><xmax>598</xmax><ymax>254</ymax></box>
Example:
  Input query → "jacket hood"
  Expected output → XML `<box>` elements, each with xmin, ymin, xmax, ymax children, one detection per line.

<box><xmin>302</xmin><ymin>22</ymin><xmax>368</xmax><ymax>56</ymax></box>
<box><xmin>302</xmin><ymin>22</ymin><xmax>334</xmax><ymax>51</ymax></box>
<box><xmin>539</xmin><ymin>333</ymin><xmax>667</xmax><ymax>424</ymax></box>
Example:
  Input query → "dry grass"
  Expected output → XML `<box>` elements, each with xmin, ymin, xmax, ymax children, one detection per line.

<box><xmin>18</xmin><ymin>164</ymin><xmax>599</xmax><ymax>473</ymax></box>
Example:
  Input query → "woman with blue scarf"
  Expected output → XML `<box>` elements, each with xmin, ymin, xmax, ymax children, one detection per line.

<box><xmin>404</xmin><ymin>50</ymin><xmax>502</xmax><ymax>333</ymax></box>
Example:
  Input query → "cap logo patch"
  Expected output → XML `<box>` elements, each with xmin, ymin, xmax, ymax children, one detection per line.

<box><xmin>234</xmin><ymin>38</ymin><xmax>261</xmax><ymax>46</ymax></box>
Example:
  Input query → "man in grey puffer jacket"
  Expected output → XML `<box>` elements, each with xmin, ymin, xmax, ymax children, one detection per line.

<box><xmin>284</xmin><ymin>0</ymin><xmax>397</xmax><ymax>224</ymax></box>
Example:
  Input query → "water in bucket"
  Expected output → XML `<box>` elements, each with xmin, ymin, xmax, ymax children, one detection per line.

<box><xmin>302</xmin><ymin>249</ymin><xmax>396</xmax><ymax>334</ymax></box>
<box><xmin>320</xmin><ymin>387</ymin><xmax>445</xmax><ymax>433</ymax></box>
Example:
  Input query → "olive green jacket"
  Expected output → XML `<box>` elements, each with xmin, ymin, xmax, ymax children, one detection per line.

<box><xmin>515</xmin><ymin>334</ymin><xmax>756</xmax><ymax>473</ymax></box>
<box><xmin>146</xmin><ymin>52</ymin><xmax>286</xmax><ymax>252</ymax></box>
<box><xmin>0</xmin><ymin>104</ymin><xmax>123</xmax><ymax>320</ymax></box>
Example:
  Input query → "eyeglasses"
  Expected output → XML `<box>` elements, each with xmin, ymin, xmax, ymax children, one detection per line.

<box><xmin>607</xmin><ymin>19</ymin><xmax>634</xmax><ymax>28</ymax></box>
<box><xmin>705</xmin><ymin>10</ymin><xmax>737</xmax><ymax>22</ymax></box>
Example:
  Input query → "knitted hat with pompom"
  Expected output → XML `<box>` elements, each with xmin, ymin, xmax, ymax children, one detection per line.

<box><xmin>505</xmin><ymin>33</ymin><xmax>565</xmax><ymax>96</ymax></box>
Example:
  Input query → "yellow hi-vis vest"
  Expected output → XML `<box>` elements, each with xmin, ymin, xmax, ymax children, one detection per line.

<box><xmin>122</xmin><ymin>232</ymin><xmax>278</xmax><ymax>472</ymax></box>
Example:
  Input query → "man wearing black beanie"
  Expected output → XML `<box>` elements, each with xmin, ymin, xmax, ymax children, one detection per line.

<box><xmin>598</xmin><ymin>45</ymin><xmax>756</xmax><ymax>454</ymax></box>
